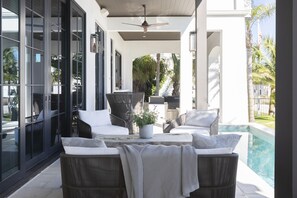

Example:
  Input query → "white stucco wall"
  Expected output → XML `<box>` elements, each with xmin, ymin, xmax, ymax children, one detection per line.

<box><xmin>123</xmin><ymin>41</ymin><xmax>180</xmax><ymax>91</ymax></box>
<box><xmin>75</xmin><ymin>0</ymin><xmax>128</xmax><ymax>110</ymax></box>
<box><xmin>208</xmin><ymin>16</ymin><xmax>248</xmax><ymax>123</ymax></box>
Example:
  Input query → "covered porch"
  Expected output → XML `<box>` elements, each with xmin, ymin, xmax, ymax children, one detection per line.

<box><xmin>83</xmin><ymin>0</ymin><xmax>249</xmax><ymax>123</ymax></box>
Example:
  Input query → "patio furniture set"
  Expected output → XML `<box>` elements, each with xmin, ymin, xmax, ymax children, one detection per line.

<box><xmin>61</xmin><ymin>92</ymin><xmax>239</xmax><ymax>198</ymax></box>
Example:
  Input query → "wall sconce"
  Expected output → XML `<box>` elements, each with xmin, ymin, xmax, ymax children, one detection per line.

<box><xmin>90</xmin><ymin>33</ymin><xmax>100</xmax><ymax>53</ymax></box>
<box><xmin>100</xmin><ymin>8</ymin><xmax>109</xmax><ymax>17</ymax></box>
<box><xmin>189</xmin><ymin>31</ymin><xmax>196</xmax><ymax>52</ymax></box>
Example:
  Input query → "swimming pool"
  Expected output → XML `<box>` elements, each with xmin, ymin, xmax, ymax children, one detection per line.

<box><xmin>219</xmin><ymin>125</ymin><xmax>275</xmax><ymax>187</ymax></box>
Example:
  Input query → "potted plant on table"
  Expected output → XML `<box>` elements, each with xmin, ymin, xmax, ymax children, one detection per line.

<box><xmin>133</xmin><ymin>108</ymin><xmax>157</xmax><ymax>139</ymax></box>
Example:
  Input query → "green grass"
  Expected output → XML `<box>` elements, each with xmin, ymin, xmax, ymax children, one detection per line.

<box><xmin>255</xmin><ymin>115</ymin><xmax>275</xmax><ymax>129</ymax></box>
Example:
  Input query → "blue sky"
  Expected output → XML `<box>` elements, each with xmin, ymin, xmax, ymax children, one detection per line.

<box><xmin>251</xmin><ymin>0</ymin><xmax>276</xmax><ymax>43</ymax></box>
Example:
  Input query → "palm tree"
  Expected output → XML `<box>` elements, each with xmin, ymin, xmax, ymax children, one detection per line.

<box><xmin>246</xmin><ymin>3</ymin><xmax>275</xmax><ymax>122</ymax></box>
<box><xmin>155</xmin><ymin>53</ymin><xmax>161</xmax><ymax>96</ymax></box>
<box><xmin>133</xmin><ymin>55</ymin><xmax>168</xmax><ymax>101</ymax></box>
<box><xmin>171</xmin><ymin>53</ymin><xmax>180</xmax><ymax>96</ymax></box>
<box><xmin>252</xmin><ymin>37</ymin><xmax>275</xmax><ymax>115</ymax></box>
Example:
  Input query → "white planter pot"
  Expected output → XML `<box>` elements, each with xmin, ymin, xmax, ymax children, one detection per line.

<box><xmin>139</xmin><ymin>124</ymin><xmax>153</xmax><ymax>139</ymax></box>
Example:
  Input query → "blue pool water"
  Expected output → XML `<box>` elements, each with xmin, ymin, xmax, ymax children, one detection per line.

<box><xmin>220</xmin><ymin>125</ymin><xmax>275</xmax><ymax>187</ymax></box>
<box><xmin>247</xmin><ymin>133</ymin><xmax>274</xmax><ymax>187</ymax></box>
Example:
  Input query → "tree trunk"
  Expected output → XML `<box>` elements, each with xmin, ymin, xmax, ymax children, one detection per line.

<box><xmin>246</xmin><ymin>29</ymin><xmax>255</xmax><ymax>122</ymax></box>
<box><xmin>155</xmin><ymin>53</ymin><xmax>160</xmax><ymax>96</ymax></box>
<box><xmin>269</xmin><ymin>87</ymin><xmax>275</xmax><ymax>116</ymax></box>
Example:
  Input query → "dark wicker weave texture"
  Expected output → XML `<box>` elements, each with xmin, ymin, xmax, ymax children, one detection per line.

<box><xmin>106</xmin><ymin>92</ymin><xmax>144</xmax><ymax>134</ymax></box>
<box><xmin>60</xmin><ymin>153</ymin><xmax>238</xmax><ymax>198</ymax></box>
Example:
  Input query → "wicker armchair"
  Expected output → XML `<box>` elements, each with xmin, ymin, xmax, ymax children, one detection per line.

<box><xmin>106</xmin><ymin>92</ymin><xmax>144</xmax><ymax>134</ymax></box>
<box><xmin>60</xmin><ymin>152</ymin><xmax>238</xmax><ymax>198</ymax></box>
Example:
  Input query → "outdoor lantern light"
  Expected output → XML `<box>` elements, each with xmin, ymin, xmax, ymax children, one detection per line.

<box><xmin>90</xmin><ymin>33</ymin><xmax>100</xmax><ymax>53</ymax></box>
<box><xmin>189</xmin><ymin>31</ymin><xmax>196</xmax><ymax>52</ymax></box>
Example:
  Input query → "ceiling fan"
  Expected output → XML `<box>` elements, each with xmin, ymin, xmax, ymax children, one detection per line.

<box><xmin>122</xmin><ymin>4</ymin><xmax>169</xmax><ymax>33</ymax></box>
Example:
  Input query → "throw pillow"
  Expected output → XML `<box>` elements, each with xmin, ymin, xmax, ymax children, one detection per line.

<box><xmin>192</xmin><ymin>133</ymin><xmax>241</xmax><ymax>151</ymax></box>
<box><xmin>185</xmin><ymin>109</ymin><xmax>218</xmax><ymax>127</ymax></box>
<box><xmin>78</xmin><ymin>109</ymin><xmax>111</xmax><ymax>127</ymax></box>
<box><xmin>62</xmin><ymin>137</ymin><xmax>107</xmax><ymax>155</ymax></box>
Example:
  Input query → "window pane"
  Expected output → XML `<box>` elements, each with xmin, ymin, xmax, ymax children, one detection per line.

<box><xmin>32</xmin><ymin>122</ymin><xmax>43</xmax><ymax>156</ymax></box>
<box><xmin>2</xmin><ymin>127</ymin><xmax>19</xmax><ymax>180</ymax></box>
<box><xmin>26</xmin><ymin>0</ymin><xmax>32</xmax><ymax>8</ymax></box>
<box><xmin>25</xmin><ymin>125</ymin><xmax>32</xmax><ymax>160</ymax></box>
<box><xmin>32</xmin><ymin>50</ymin><xmax>44</xmax><ymax>84</ymax></box>
<box><xmin>32</xmin><ymin>86</ymin><xmax>44</xmax><ymax>117</ymax></box>
<box><xmin>32</xmin><ymin>0</ymin><xmax>44</xmax><ymax>16</ymax></box>
<box><xmin>26</xmin><ymin>9</ymin><xmax>32</xmax><ymax>46</ymax></box>
<box><xmin>3</xmin><ymin>39</ymin><xmax>19</xmax><ymax>84</ymax></box>
<box><xmin>2</xmin><ymin>0</ymin><xmax>19</xmax><ymax>40</ymax></box>
<box><xmin>51</xmin><ymin>86</ymin><xmax>59</xmax><ymax>111</ymax></box>
<box><xmin>2</xmin><ymin>86</ymin><xmax>19</xmax><ymax>122</ymax></box>
<box><xmin>33</xmin><ymin>13</ymin><xmax>44</xmax><ymax>50</ymax></box>
<box><xmin>59</xmin><ymin>85</ymin><xmax>65</xmax><ymax>113</ymax></box>
<box><xmin>25</xmin><ymin>47</ymin><xmax>32</xmax><ymax>85</ymax></box>
<box><xmin>50</xmin><ymin>115</ymin><xmax>58</xmax><ymax>146</ymax></box>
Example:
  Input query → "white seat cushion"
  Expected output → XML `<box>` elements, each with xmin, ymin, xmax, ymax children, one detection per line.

<box><xmin>170</xmin><ymin>125</ymin><xmax>210</xmax><ymax>135</ymax></box>
<box><xmin>91</xmin><ymin>125</ymin><xmax>129</xmax><ymax>137</ymax></box>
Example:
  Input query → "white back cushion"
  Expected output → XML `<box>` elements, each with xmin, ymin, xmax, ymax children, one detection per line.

<box><xmin>192</xmin><ymin>133</ymin><xmax>241</xmax><ymax>151</ymax></box>
<box><xmin>79</xmin><ymin>109</ymin><xmax>111</xmax><ymax>127</ymax></box>
<box><xmin>62</xmin><ymin>137</ymin><xmax>107</xmax><ymax>155</ymax></box>
<box><xmin>185</xmin><ymin>109</ymin><xmax>218</xmax><ymax>127</ymax></box>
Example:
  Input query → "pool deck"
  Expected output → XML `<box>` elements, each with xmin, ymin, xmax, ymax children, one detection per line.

<box><xmin>7</xmin><ymin>157</ymin><xmax>274</xmax><ymax>198</ymax></box>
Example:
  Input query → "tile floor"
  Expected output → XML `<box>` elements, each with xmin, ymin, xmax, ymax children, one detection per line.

<box><xmin>8</xmin><ymin>158</ymin><xmax>274</xmax><ymax>198</ymax></box>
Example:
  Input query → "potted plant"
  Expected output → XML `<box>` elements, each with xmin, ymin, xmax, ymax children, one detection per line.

<box><xmin>133</xmin><ymin>108</ymin><xmax>157</xmax><ymax>139</ymax></box>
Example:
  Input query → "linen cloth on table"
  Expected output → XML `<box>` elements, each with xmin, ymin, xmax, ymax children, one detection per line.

<box><xmin>118</xmin><ymin>144</ymin><xmax>199</xmax><ymax>198</ymax></box>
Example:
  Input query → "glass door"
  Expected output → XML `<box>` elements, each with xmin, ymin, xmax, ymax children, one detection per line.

<box><xmin>1</xmin><ymin>0</ymin><xmax>20</xmax><ymax>180</ymax></box>
<box><xmin>25</xmin><ymin>0</ymin><xmax>45</xmax><ymax>160</ymax></box>
<box><xmin>50</xmin><ymin>0</ymin><xmax>67</xmax><ymax>145</ymax></box>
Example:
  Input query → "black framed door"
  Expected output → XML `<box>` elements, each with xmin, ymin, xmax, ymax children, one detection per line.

<box><xmin>115</xmin><ymin>51</ymin><xmax>122</xmax><ymax>90</ymax></box>
<box><xmin>69</xmin><ymin>2</ymin><xmax>86</xmax><ymax>133</ymax></box>
<box><xmin>95</xmin><ymin>24</ymin><xmax>104</xmax><ymax>110</ymax></box>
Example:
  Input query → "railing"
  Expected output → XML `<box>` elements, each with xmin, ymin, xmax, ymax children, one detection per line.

<box><xmin>254</xmin><ymin>97</ymin><xmax>272</xmax><ymax>116</ymax></box>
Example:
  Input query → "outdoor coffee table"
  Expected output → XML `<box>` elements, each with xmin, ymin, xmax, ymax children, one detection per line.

<box><xmin>95</xmin><ymin>133</ymin><xmax>192</xmax><ymax>147</ymax></box>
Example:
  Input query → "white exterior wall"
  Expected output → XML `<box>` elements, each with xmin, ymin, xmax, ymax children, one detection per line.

<box><xmin>180</xmin><ymin>19</ymin><xmax>195</xmax><ymax>114</ymax></box>
<box><xmin>123</xmin><ymin>41</ymin><xmax>180</xmax><ymax>91</ymax></box>
<box><xmin>74</xmin><ymin>0</ymin><xmax>128</xmax><ymax>110</ymax></box>
<box><xmin>208</xmin><ymin>16</ymin><xmax>248</xmax><ymax>123</ymax></box>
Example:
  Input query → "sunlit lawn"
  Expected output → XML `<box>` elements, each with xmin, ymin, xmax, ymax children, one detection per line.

<box><xmin>255</xmin><ymin>115</ymin><xmax>275</xmax><ymax>129</ymax></box>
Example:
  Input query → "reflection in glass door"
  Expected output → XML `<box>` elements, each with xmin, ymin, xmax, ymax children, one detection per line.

<box><xmin>50</xmin><ymin>0</ymin><xmax>66</xmax><ymax>146</ymax></box>
<box><xmin>1</xmin><ymin>0</ymin><xmax>20</xmax><ymax>180</ymax></box>
<box><xmin>71</xmin><ymin>4</ymin><xmax>85</xmax><ymax>131</ymax></box>
<box><xmin>25</xmin><ymin>0</ymin><xmax>45</xmax><ymax>160</ymax></box>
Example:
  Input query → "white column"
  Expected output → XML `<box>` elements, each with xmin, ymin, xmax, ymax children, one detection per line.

<box><xmin>195</xmin><ymin>0</ymin><xmax>208</xmax><ymax>110</ymax></box>
<box><xmin>122</xmin><ymin>55</ymin><xmax>133</xmax><ymax>91</ymax></box>
<box><xmin>180</xmin><ymin>21</ymin><xmax>195</xmax><ymax>114</ymax></box>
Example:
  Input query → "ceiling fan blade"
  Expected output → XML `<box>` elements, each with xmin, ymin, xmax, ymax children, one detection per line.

<box><xmin>122</xmin><ymin>22</ymin><xmax>143</xmax><ymax>27</ymax></box>
<box><xmin>149</xmin><ymin>22</ymin><xmax>169</xmax><ymax>27</ymax></box>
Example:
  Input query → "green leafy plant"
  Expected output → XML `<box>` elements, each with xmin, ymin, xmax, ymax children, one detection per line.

<box><xmin>133</xmin><ymin>109</ymin><xmax>157</xmax><ymax>128</ymax></box>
